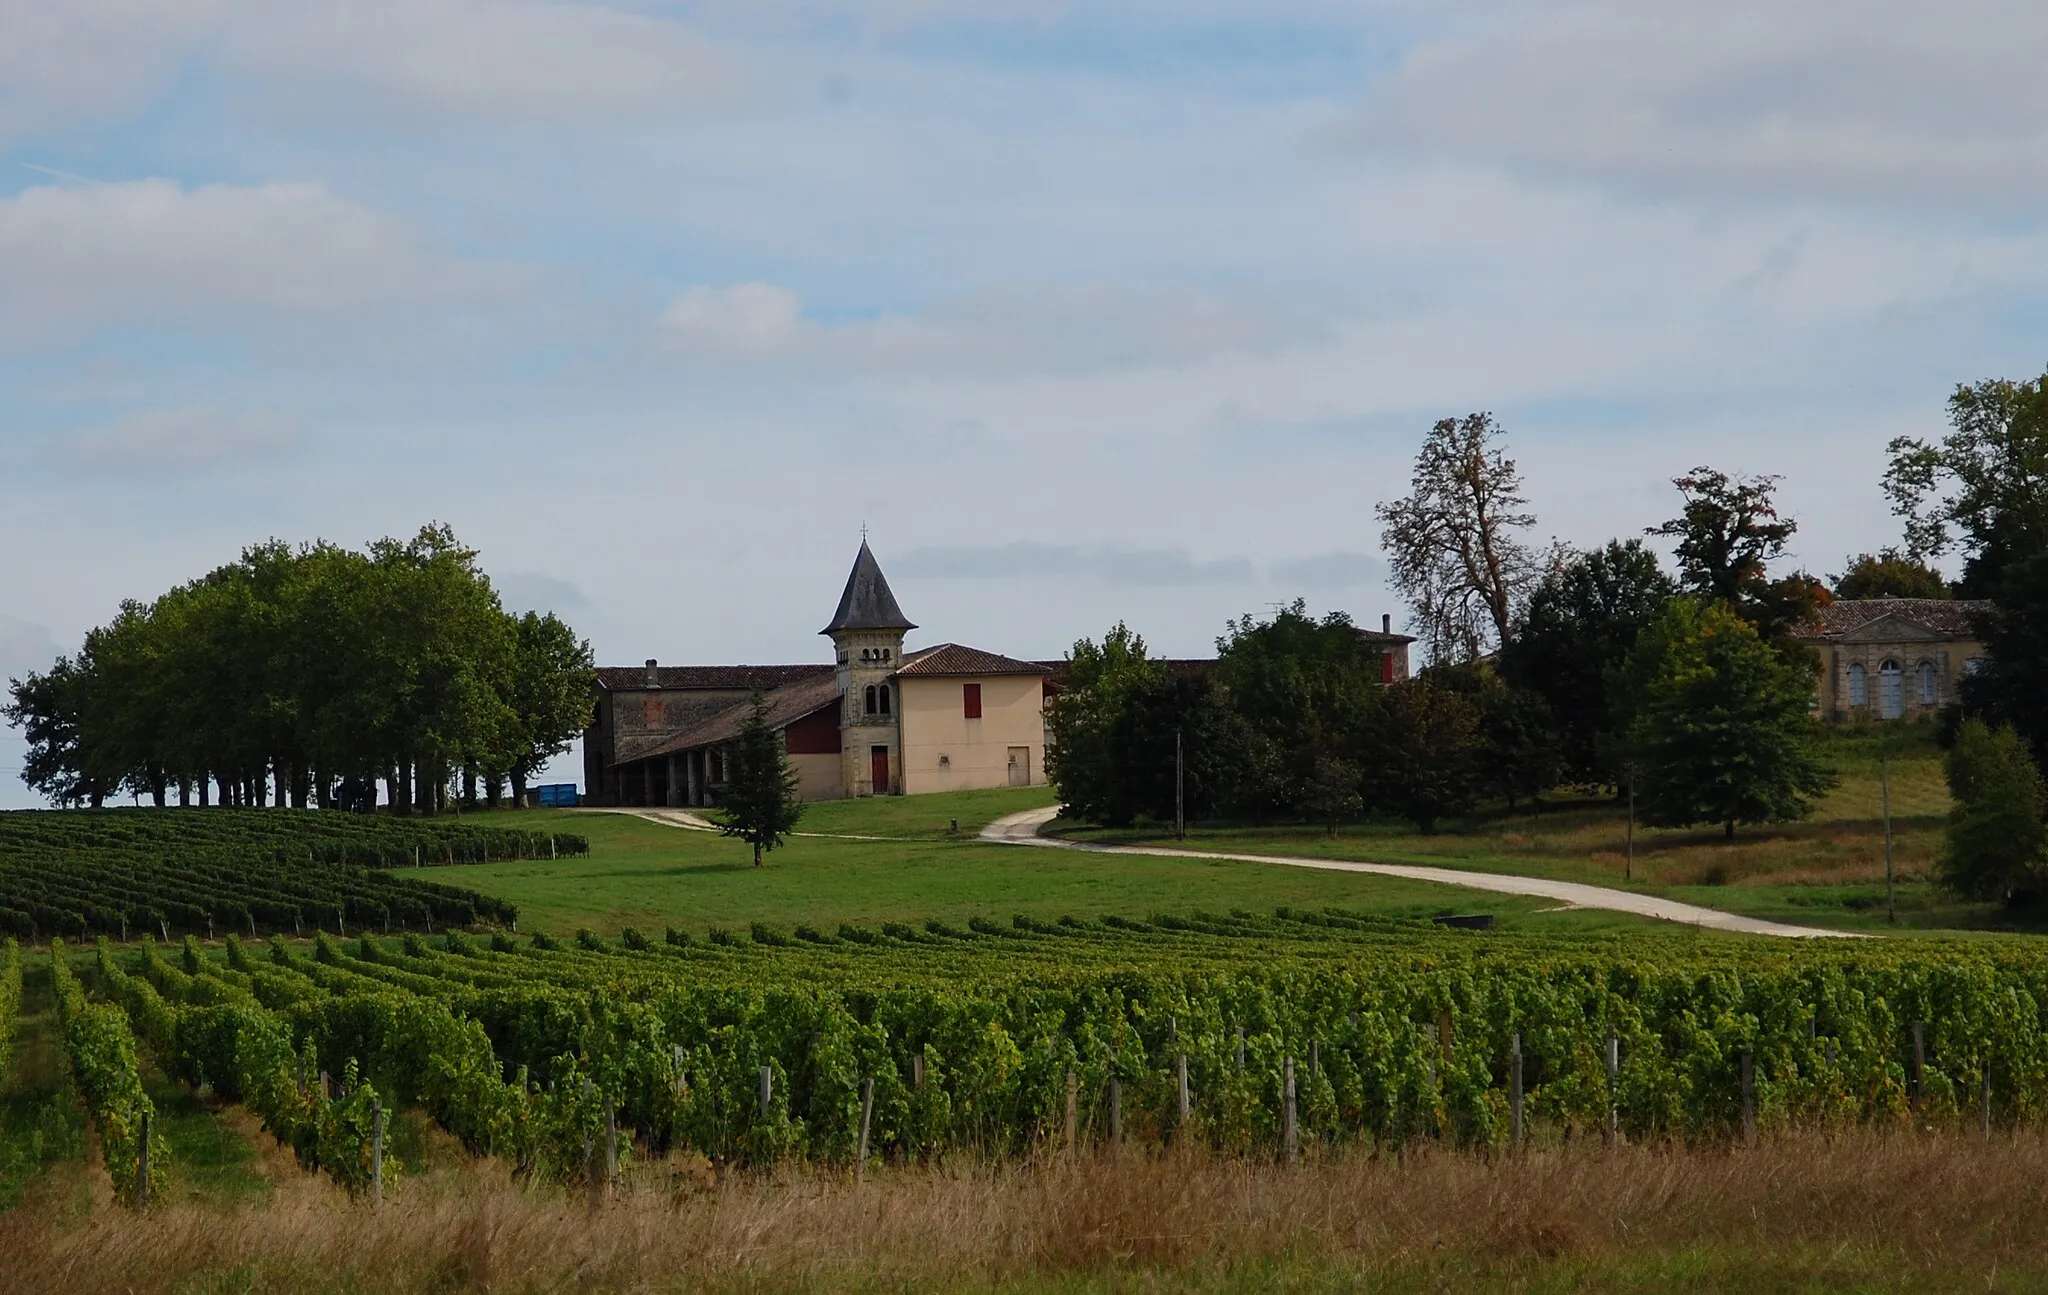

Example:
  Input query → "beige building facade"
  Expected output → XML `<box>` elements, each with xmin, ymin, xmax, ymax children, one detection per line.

<box><xmin>584</xmin><ymin>543</ymin><xmax>1051</xmax><ymax>805</ymax></box>
<box><xmin>1799</xmin><ymin>598</ymin><xmax>1990</xmax><ymax>722</ymax></box>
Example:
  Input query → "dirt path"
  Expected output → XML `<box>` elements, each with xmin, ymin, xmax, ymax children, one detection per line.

<box><xmin>980</xmin><ymin>806</ymin><xmax>1863</xmax><ymax>939</ymax></box>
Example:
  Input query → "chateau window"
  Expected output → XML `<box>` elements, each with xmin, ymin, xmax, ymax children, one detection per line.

<box><xmin>963</xmin><ymin>683</ymin><xmax>983</xmax><ymax>719</ymax></box>
<box><xmin>1847</xmin><ymin>663</ymin><xmax>1867</xmax><ymax>708</ymax></box>
<box><xmin>864</xmin><ymin>684</ymin><xmax>878</xmax><ymax>716</ymax></box>
<box><xmin>1879</xmin><ymin>660</ymin><xmax>1903</xmax><ymax>719</ymax></box>
<box><xmin>1918</xmin><ymin>661</ymin><xmax>1938</xmax><ymax>705</ymax></box>
<box><xmin>877</xmin><ymin>683</ymin><xmax>891</xmax><ymax>716</ymax></box>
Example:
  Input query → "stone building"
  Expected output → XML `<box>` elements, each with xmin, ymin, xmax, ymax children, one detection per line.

<box><xmin>1798</xmin><ymin>597</ymin><xmax>1991</xmax><ymax>722</ymax></box>
<box><xmin>583</xmin><ymin>541</ymin><xmax>1418</xmax><ymax>806</ymax></box>
<box><xmin>584</xmin><ymin>542</ymin><xmax>1054</xmax><ymax>806</ymax></box>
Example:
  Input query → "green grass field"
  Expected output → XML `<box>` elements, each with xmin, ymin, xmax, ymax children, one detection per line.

<box><xmin>445</xmin><ymin>790</ymin><xmax>1655</xmax><ymax>938</ymax></box>
<box><xmin>1049</xmin><ymin>722</ymin><xmax>1997</xmax><ymax>935</ymax></box>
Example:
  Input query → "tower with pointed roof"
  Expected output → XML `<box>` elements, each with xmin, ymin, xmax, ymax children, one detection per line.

<box><xmin>823</xmin><ymin>540</ymin><xmax>916</xmax><ymax>795</ymax></box>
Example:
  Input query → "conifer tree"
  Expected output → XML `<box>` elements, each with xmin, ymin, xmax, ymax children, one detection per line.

<box><xmin>715</xmin><ymin>694</ymin><xmax>804</xmax><ymax>866</ymax></box>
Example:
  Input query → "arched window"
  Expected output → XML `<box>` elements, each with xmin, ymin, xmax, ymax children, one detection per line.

<box><xmin>877</xmin><ymin>683</ymin><xmax>891</xmax><ymax>715</ymax></box>
<box><xmin>1879</xmin><ymin>660</ymin><xmax>1903</xmax><ymax>719</ymax></box>
<box><xmin>1918</xmin><ymin>661</ymin><xmax>1938</xmax><ymax>705</ymax></box>
<box><xmin>1847</xmin><ymin>663</ymin><xmax>1867</xmax><ymax>708</ymax></box>
<box><xmin>863</xmin><ymin>684</ymin><xmax>877</xmax><ymax>715</ymax></box>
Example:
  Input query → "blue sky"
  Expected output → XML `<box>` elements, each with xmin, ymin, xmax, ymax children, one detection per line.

<box><xmin>4</xmin><ymin>0</ymin><xmax>2046</xmax><ymax>805</ymax></box>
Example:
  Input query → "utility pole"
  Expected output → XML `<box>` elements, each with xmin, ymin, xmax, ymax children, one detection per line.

<box><xmin>1175</xmin><ymin>727</ymin><xmax>1186</xmax><ymax>841</ymax></box>
<box><xmin>1624</xmin><ymin>762</ymin><xmax>1635</xmax><ymax>883</ymax></box>
<box><xmin>1881</xmin><ymin>726</ymin><xmax>1896</xmax><ymax>925</ymax></box>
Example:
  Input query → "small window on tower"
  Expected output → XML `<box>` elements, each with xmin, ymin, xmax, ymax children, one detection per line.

<box><xmin>878</xmin><ymin>684</ymin><xmax>891</xmax><ymax>715</ymax></box>
<box><xmin>963</xmin><ymin>683</ymin><xmax>982</xmax><ymax>719</ymax></box>
<box><xmin>864</xmin><ymin>684</ymin><xmax>878</xmax><ymax>715</ymax></box>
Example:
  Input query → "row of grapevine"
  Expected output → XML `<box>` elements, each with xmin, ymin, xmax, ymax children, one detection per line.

<box><xmin>49</xmin><ymin>940</ymin><xmax>167</xmax><ymax>1205</ymax></box>
<box><xmin>0</xmin><ymin>809</ymin><xmax>540</xmax><ymax>941</ymax></box>
<box><xmin>0</xmin><ymin>938</ymin><xmax>20</xmax><ymax>1082</ymax></box>
<box><xmin>79</xmin><ymin>915</ymin><xmax>2048</xmax><ymax>1176</ymax></box>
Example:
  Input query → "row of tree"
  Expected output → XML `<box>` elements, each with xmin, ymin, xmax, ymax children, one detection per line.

<box><xmin>1052</xmin><ymin>366</ymin><xmax>2048</xmax><ymax>864</ymax></box>
<box><xmin>3</xmin><ymin>525</ymin><xmax>595</xmax><ymax>813</ymax></box>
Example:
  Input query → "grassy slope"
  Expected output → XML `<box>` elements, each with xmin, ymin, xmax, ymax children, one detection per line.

<box><xmin>449</xmin><ymin>791</ymin><xmax>1655</xmax><ymax>937</ymax></box>
<box><xmin>1052</xmin><ymin>723</ymin><xmax>1993</xmax><ymax>935</ymax></box>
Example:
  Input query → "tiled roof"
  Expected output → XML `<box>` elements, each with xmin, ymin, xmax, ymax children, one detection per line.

<box><xmin>1803</xmin><ymin>598</ymin><xmax>1992</xmax><ymax>640</ymax></box>
<box><xmin>614</xmin><ymin>672</ymin><xmax>844</xmax><ymax>766</ymax></box>
<box><xmin>595</xmin><ymin>664</ymin><xmax>833</xmax><ymax>692</ymax></box>
<box><xmin>893</xmin><ymin>643</ymin><xmax>1053</xmax><ymax>678</ymax></box>
<box><xmin>822</xmin><ymin>541</ymin><xmax>916</xmax><ymax>634</ymax></box>
<box><xmin>1354</xmin><ymin>627</ymin><xmax>1417</xmax><ymax>645</ymax></box>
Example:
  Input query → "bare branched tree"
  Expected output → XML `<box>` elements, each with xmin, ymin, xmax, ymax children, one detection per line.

<box><xmin>1376</xmin><ymin>413</ymin><xmax>1540</xmax><ymax>664</ymax></box>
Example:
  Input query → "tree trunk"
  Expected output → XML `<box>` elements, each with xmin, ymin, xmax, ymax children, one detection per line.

<box><xmin>485</xmin><ymin>772</ymin><xmax>504</xmax><ymax>808</ymax></box>
<box><xmin>1725</xmin><ymin>819</ymin><xmax>1736</xmax><ymax>841</ymax></box>
<box><xmin>462</xmin><ymin>765</ymin><xmax>477</xmax><ymax>809</ymax></box>
<box><xmin>416</xmin><ymin>759</ymin><xmax>437</xmax><ymax>817</ymax></box>
<box><xmin>754</xmin><ymin>840</ymin><xmax>763</xmax><ymax>867</ymax></box>
<box><xmin>511</xmin><ymin>771</ymin><xmax>529</xmax><ymax>809</ymax></box>
<box><xmin>151</xmin><ymin>776</ymin><xmax>166</xmax><ymax>808</ymax></box>
<box><xmin>387</xmin><ymin>766</ymin><xmax>408</xmax><ymax>815</ymax></box>
<box><xmin>218</xmin><ymin>773</ymin><xmax>234</xmax><ymax>807</ymax></box>
<box><xmin>198</xmin><ymin>776</ymin><xmax>210</xmax><ymax>808</ymax></box>
<box><xmin>177</xmin><ymin>777</ymin><xmax>191</xmax><ymax>808</ymax></box>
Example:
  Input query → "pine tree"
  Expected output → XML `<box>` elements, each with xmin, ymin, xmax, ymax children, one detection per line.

<box><xmin>715</xmin><ymin>693</ymin><xmax>805</xmax><ymax>866</ymax></box>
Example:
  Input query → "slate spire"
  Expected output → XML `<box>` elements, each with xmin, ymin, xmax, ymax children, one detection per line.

<box><xmin>821</xmin><ymin>540</ymin><xmax>917</xmax><ymax>635</ymax></box>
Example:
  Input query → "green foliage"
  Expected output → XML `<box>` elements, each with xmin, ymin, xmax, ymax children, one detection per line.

<box><xmin>1498</xmin><ymin>539</ymin><xmax>1675</xmax><ymax>782</ymax></box>
<box><xmin>1359</xmin><ymin>677</ymin><xmax>1483</xmax><ymax>832</ymax></box>
<box><xmin>0</xmin><ymin>939</ymin><xmax>19</xmax><ymax>1083</ymax></box>
<box><xmin>51</xmin><ymin>940</ymin><xmax>167</xmax><ymax>1206</ymax></box>
<box><xmin>1045</xmin><ymin>622</ymin><xmax>1165</xmax><ymax>823</ymax></box>
<box><xmin>1619</xmin><ymin>599</ymin><xmax>1836</xmax><ymax>837</ymax></box>
<box><xmin>714</xmin><ymin>694</ymin><xmax>805</xmax><ymax>866</ymax></box>
<box><xmin>1832</xmin><ymin>549</ymin><xmax>1952</xmax><ymax>601</ymax></box>
<box><xmin>1884</xmin><ymin>368</ymin><xmax>2048</xmax><ymax>589</ymax></box>
<box><xmin>1956</xmin><ymin>552</ymin><xmax>2048</xmax><ymax>763</ymax></box>
<box><xmin>0</xmin><ymin>808</ymin><xmax>546</xmax><ymax>940</ymax></box>
<box><xmin>2</xmin><ymin>524</ymin><xmax>594</xmax><ymax>812</ymax></box>
<box><xmin>75</xmin><ymin>911</ymin><xmax>2048</xmax><ymax>1168</ymax></box>
<box><xmin>1940</xmin><ymin>720</ymin><xmax>2048</xmax><ymax>902</ymax></box>
<box><xmin>1301</xmin><ymin>757</ymin><xmax>1363</xmax><ymax>837</ymax></box>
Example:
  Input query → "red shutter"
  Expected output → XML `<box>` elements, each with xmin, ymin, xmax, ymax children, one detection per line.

<box><xmin>963</xmin><ymin>683</ymin><xmax>982</xmax><ymax>719</ymax></box>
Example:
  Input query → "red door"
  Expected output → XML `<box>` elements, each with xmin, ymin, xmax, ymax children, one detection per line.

<box><xmin>870</xmin><ymin>745</ymin><xmax>891</xmax><ymax>796</ymax></box>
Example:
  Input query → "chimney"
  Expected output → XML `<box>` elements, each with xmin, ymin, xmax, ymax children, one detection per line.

<box><xmin>645</xmin><ymin>658</ymin><xmax>659</xmax><ymax>687</ymax></box>
<box><xmin>1381</xmin><ymin>614</ymin><xmax>1392</xmax><ymax>634</ymax></box>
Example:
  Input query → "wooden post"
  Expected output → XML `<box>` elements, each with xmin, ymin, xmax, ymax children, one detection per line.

<box><xmin>912</xmin><ymin>1054</ymin><xmax>924</xmax><ymax>1090</ymax></box>
<box><xmin>1065</xmin><ymin>1069</ymin><xmax>1078</xmax><ymax>1151</ymax></box>
<box><xmin>1881</xmin><ymin>736</ymin><xmax>1896</xmax><ymax>925</ymax></box>
<box><xmin>605</xmin><ymin>1102</ymin><xmax>619</xmax><ymax>1197</ymax></box>
<box><xmin>1109</xmin><ymin>1076</ymin><xmax>1123</xmax><ymax>1147</ymax></box>
<box><xmin>1176</xmin><ymin>1053</ymin><xmax>1191</xmax><ymax>1129</ymax></box>
<box><xmin>1235</xmin><ymin>1026</ymin><xmax>1245</xmax><ymax>1070</ymax></box>
<box><xmin>1740</xmin><ymin>1050</ymin><xmax>1755</xmax><ymax>1147</ymax></box>
<box><xmin>1509</xmin><ymin>1032</ymin><xmax>1524</xmax><ymax>1151</ymax></box>
<box><xmin>1624</xmin><ymin>763</ymin><xmax>1635</xmax><ymax>882</ymax></box>
<box><xmin>372</xmin><ymin>1101</ymin><xmax>385</xmax><ymax>1210</ymax></box>
<box><xmin>137</xmin><ymin>1108</ymin><xmax>151</xmax><ymax>1209</ymax></box>
<box><xmin>759</xmin><ymin>1065</ymin><xmax>773</xmax><ymax>1117</ymax></box>
<box><xmin>856</xmin><ymin>1077</ymin><xmax>875</xmax><ymax>1182</ymax></box>
<box><xmin>320</xmin><ymin>1070</ymin><xmax>331</xmax><ymax>1100</ymax></box>
<box><xmin>1982</xmin><ymin>1067</ymin><xmax>1992</xmax><ymax>1139</ymax></box>
<box><xmin>1282</xmin><ymin>1056</ymin><xmax>1299</xmax><ymax>1164</ymax></box>
<box><xmin>1309</xmin><ymin>1038</ymin><xmax>1318</xmax><ymax>1078</ymax></box>
<box><xmin>1605</xmin><ymin>1033</ymin><xmax>1619</xmax><ymax>1148</ymax></box>
<box><xmin>1911</xmin><ymin>1021</ymin><xmax>1925</xmax><ymax>1113</ymax></box>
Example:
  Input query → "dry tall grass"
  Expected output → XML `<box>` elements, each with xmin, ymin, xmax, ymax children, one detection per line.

<box><xmin>8</xmin><ymin>1129</ymin><xmax>2048</xmax><ymax>1293</ymax></box>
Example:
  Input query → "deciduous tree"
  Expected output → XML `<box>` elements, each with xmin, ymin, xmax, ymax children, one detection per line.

<box><xmin>1884</xmin><ymin>368</ymin><xmax>2048</xmax><ymax>593</ymax></box>
<box><xmin>1831</xmin><ymin>549</ymin><xmax>1951</xmax><ymax>601</ymax></box>
<box><xmin>1939</xmin><ymin>719</ymin><xmax>2048</xmax><ymax>903</ymax></box>
<box><xmin>1377</xmin><ymin>414</ymin><xmax>1541</xmax><ymax>664</ymax></box>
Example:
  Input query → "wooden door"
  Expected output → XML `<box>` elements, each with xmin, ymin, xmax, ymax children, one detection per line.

<box><xmin>870</xmin><ymin>745</ymin><xmax>891</xmax><ymax>796</ymax></box>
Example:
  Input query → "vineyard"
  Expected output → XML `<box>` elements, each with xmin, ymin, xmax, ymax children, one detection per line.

<box><xmin>0</xmin><ymin>810</ymin><xmax>586</xmax><ymax>941</ymax></box>
<box><xmin>29</xmin><ymin>909</ymin><xmax>2048</xmax><ymax>1205</ymax></box>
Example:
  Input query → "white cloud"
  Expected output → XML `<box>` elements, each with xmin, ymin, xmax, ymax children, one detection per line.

<box><xmin>49</xmin><ymin>411</ymin><xmax>301</xmax><ymax>476</ymax></box>
<box><xmin>1347</xmin><ymin>0</ymin><xmax>2048</xmax><ymax>209</ymax></box>
<box><xmin>229</xmin><ymin>1</ymin><xmax>746</xmax><ymax>123</ymax></box>
<box><xmin>0</xmin><ymin>179</ymin><xmax>502</xmax><ymax>347</ymax></box>
<box><xmin>0</xmin><ymin>614</ymin><xmax>62</xmax><ymax>685</ymax></box>
<box><xmin>0</xmin><ymin>1</ymin><xmax>743</xmax><ymax>140</ymax></box>
<box><xmin>658</xmin><ymin>282</ymin><xmax>1333</xmax><ymax>376</ymax></box>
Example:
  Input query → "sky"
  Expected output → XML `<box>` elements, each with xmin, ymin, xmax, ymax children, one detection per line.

<box><xmin>3</xmin><ymin>0</ymin><xmax>2046</xmax><ymax>806</ymax></box>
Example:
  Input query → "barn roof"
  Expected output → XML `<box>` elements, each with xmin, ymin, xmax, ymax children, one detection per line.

<box><xmin>611</xmin><ymin>671</ymin><xmax>844</xmax><ymax>766</ymax></box>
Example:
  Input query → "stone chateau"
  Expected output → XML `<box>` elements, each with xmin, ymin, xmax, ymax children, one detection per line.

<box><xmin>583</xmin><ymin>541</ymin><xmax>1418</xmax><ymax>807</ymax></box>
<box><xmin>1797</xmin><ymin>597</ymin><xmax>1990</xmax><ymax>721</ymax></box>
